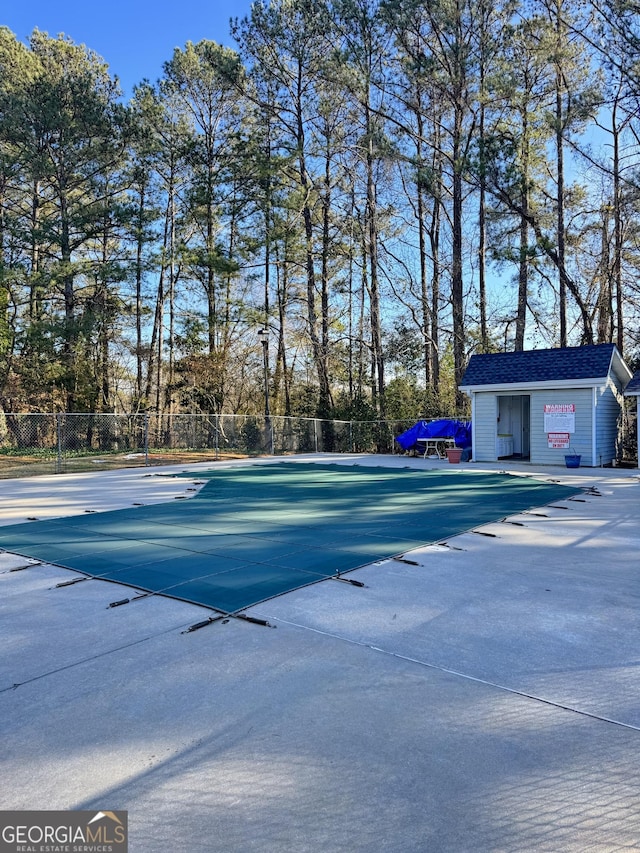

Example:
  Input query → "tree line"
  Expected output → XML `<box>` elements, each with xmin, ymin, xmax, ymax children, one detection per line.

<box><xmin>1</xmin><ymin>0</ymin><xmax>639</xmax><ymax>424</ymax></box>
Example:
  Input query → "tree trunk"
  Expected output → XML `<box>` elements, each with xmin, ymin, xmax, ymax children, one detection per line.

<box><xmin>515</xmin><ymin>112</ymin><xmax>530</xmax><ymax>351</ymax></box>
<box><xmin>452</xmin><ymin>101</ymin><xmax>466</xmax><ymax>408</ymax></box>
<box><xmin>365</xmin><ymin>102</ymin><xmax>385</xmax><ymax>419</ymax></box>
<box><xmin>556</xmin><ymin>64</ymin><xmax>567</xmax><ymax>347</ymax></box>
<box><xmin>135</xmin><ymin>183</ymin><xmax>146</xmax><ymax>406</ymax></box>
<box><xmin>430</xmin><ymin>128</ymin><xmax>442</xmax><ymax>393</ymax></box>
<box><xmin>296</xmin><ymin>61</ymin><xmax>332</xmax><ymax>416</ymax></box>
<box><xmin>612</xmin><ymin>92</ymin><xmax>625</xmax><ymax>355</ymax></box>
<box><xmin>60</xmin><ymin>187</ymin><xmax>77</xmax><ymax>410</ymax></box>
<box><xmin>596</xmin><ymin>208</ymin><xmax>613</xmax><ymax>343</ymax></box>
<box><xmin>29</xmin><ymin>179</ymin><xmax>42</xmax><ymax>321</ymax></box>
<box><xmin>478</xmin><ymin>19</ymin><xmax>488</xmax><ymax>353</ymax></box>
<box><xmin>415</xmin><ymin>96</ymin><xmax>432</xmax><ymax>390</ymax></box>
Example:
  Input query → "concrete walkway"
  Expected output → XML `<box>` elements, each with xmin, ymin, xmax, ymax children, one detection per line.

<box><xmin>1</xmin><ymin>454</ymin><xmax>639</xmax><ymax>852</ymax></box>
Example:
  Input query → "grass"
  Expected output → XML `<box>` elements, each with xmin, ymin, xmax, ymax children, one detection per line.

<box><xmin>0</xmin><ymin>448</ymin><xmax>249</xmax><ymax>479</ymax></box>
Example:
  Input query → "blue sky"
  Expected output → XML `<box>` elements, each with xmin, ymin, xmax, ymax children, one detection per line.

<box><xmin>3</xmin><ymin>0</ymin><xmax>252</xmax><ymax>98</ymax></box>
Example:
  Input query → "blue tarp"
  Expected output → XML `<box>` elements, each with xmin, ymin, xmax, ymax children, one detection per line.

<box><xmin>395</xmin><ymin>419</ymin><xmax>472</xmax><ymax>451</ymax></box>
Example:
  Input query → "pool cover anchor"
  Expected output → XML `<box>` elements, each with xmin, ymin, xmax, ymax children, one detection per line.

<box><xmin>106</xmin><ymin>591</ymin><xmax>276</xmax><ymax>630</ymax></box>
<box><xmin>235</xmin><ymin>613</ymin><xmax>276</xmax><ymax>628</ymax></box>
<box><xmin>54</xmin><ymin>576</ymin><xmax>89</xmax><ymax>589</ymax></box>
<box><xmin>331</xmin><ymin>574</ymin><xmax>366</xmax><ymax>588</ymax></box>
<box><xmin>182</xmin><ymin>612</ymin><xmax>275</xmax><ymax>633</ymax></box>
<box><xmin>7</xmin><ymin>561</ymin><xmax>42</xmax><ymax>573</ymax></box>
<box><xmin>107</xmin><ymin>590</ymin><xmax>170</xmax><ymax>607</ymax></box>
<box><xmin>0</xmin><ymin>556</ymin><xmax>42</xmax><ymax>574</ymax></box>
<box><xmin>436</xmin><ymin>541</ymin><xmax>466</xmax><ymax>551</ymax></box>
<box><xmin>181</xmin><ymin>614</ymin><xmax>228</xmax><ymax>633</ymax></box>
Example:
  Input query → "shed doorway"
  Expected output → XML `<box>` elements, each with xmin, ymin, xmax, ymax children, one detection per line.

<box><xmin>497</xmin><ymin>395</ymin><xmax>531</xmax><ymax>459</ymax></box>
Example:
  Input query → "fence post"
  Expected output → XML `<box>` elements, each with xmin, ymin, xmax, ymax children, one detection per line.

<box><xmin>215</xmin><ymin>414</ymin><xmax>219</xmax><ymax>460</ymax></box>
<box><xmin>350</xmin><ymin>420</ymin><xmax>354</xmax><ymax>453</ymax></box>
<box><xmin>56</xmin><ymin>413</ymin><xmax>63</xmax><ymax>474</ymax></box>
<box><xmin>144</xmin><ymin>413</ymin><xmax>149</xmax><ymax>467</ymax></box>
<box><xmin>314</xmin><ymin>419</ymin><xmax>319</xmax><ymax>453</ymax></box>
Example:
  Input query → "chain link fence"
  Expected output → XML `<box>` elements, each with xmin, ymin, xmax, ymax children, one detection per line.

<box><xmin>0</xmin><ymin>413</ymin><xmax>419</xmax><ymax>478</ymax></box>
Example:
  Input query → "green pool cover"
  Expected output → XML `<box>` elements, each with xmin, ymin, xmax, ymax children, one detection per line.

<box><xmin>0</xmin><ymin>464</ymin><xmax>578</xmax><ymax>614</ymax></box>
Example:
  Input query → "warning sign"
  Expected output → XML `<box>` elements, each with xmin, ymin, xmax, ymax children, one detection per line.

<box><xmin>544</xmin><ymin>404</ymin><xmax>575</xmax><ymax>433</ymax></box>
<box><xmin>548</xmin><ymin>432</ymin><xmax>570</xmax><ymax>449</ymax></box>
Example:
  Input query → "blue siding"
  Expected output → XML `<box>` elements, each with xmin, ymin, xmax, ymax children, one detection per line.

<box><xmin>529</xmin><ymin>389</ymin><xmax>593</xmax><ymax>465</ymax></box>
<box><xmin>473</xmin><ymin>393</ymin><xmax>498</xmax><ymax>461</ymax></box>
<box><xmin>595</xmin><ymin>377</ymin><xmax>624</xmax><ymax>465</ymax></box>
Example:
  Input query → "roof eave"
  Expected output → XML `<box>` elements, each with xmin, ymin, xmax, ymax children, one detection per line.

<box><xmin>459</xmin><ymin>377</ymin><xmax>610</xmax><ymax>394</ymax></box>
<box><xmin>610</xmin><ymin>347</ymin><xmax>634</xmax><ymax>384</ymax></box>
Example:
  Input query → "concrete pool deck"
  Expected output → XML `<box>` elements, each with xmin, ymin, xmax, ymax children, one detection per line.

<box><xmin>1</xmin><ymin>454</ymin><xmax>639</xmax><ymax>851</ymax></box>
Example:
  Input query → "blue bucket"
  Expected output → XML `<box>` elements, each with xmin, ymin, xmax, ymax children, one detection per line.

<box><xmin>565</xmin><ymin>454</ymin><xmax>581</xmax><ymax>468</ymax></box>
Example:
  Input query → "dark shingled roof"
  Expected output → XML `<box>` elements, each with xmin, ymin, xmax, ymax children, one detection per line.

<box><xmin>625</xmin><ymin>371</ymin><xmax>640</xmax><ymax>395</ymax></box>
<box><xmin>460</xmin><ymin>344</ymin><xmax>618</xmax><ymax>388</ymax></box>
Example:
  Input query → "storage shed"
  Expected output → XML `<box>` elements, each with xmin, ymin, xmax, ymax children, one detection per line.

<box><xmin>623</xmin><ymin>370</ymin><xmax>640</xmax><ymax>468</ymax></box>
<box><xmin>459</xmin><ymin>344</ymin><xmax>632</xmax><ymax>467</ymax></box>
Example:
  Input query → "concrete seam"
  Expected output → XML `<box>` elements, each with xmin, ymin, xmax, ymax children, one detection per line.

<box><xmin>266</xmin><ymin>615</ymin><xmax>640</xmax><ymax>734</ymax></box>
